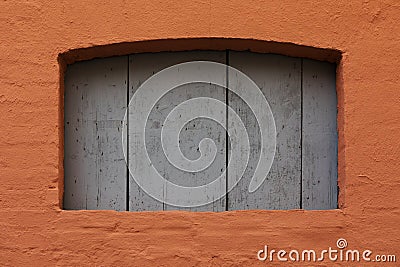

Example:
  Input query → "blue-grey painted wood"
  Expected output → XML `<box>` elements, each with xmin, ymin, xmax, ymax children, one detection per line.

<box><xmin>64</xmin><ymin>56</ymin><xmax>127</xmax><ymax>210</ymax></box>
<box><xmin>228</xmin><ymin>51</ymin><xmax>302</xmax><ymax>210</ymax></box>
<box><xmin>63</xmin><ymin>52</ymin><xmax>337</xmax><ymax>211</ymax></box>
<box><xmin>128</xmin><ymin>51</ymin><xmax>226</xmax><ymax>211</ymax></box>
<box><xmin>302</xmin><ymin>59</ymin><xmax>338</xmax><ymax>210</ymax></box>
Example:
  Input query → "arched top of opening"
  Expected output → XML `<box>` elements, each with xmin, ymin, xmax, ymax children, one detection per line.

<box><xmin>58</xmin><ymin>38</ymin><xmax>342</xmax><ymax>67</ymax></box>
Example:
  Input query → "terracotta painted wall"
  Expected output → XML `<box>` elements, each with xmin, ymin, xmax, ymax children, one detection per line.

<box><xmin>1</xmin><ymin>0</ymin><xmax>399</xmax><ymax>266</ymax></box>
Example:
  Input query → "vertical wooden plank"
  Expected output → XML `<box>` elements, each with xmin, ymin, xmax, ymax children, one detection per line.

<box><xmin>228</xmin><ymin>51</ymin><xmax>302</xmax><ymax>210</ymax></box>
<box><xmin>302</xmin><ymin>59</ymin><xmax>338</xmax><ymax>210</ymax></box>
<box><xmin>64</xmin><ymin>56</ymin><xmax>127</xmax><ymax>211</ymax></box>
<box><xmin>128</xmin><ymin>51</ymin><xmax>226</xmax><ymax>211</ymax></box>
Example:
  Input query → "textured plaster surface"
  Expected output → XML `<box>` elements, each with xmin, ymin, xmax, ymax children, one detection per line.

<box><xmin>0</xmin><ymin>0</ymin><xmax>399</xmax><ymax>266</ymax></box>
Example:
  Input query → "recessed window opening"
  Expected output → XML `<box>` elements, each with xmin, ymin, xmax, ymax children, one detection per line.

<box><xmin>63</xmin><ymin>50</ymin><xmax>337</xmax><ymax>211</ymax></box>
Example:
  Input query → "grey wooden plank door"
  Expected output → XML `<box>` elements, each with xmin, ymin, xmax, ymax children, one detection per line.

<box><xmin>227</xmin><ymin>51</ymin><xmax>302</xmax><ymax>210</ymax></box>
<box><xmin>302</xmin><ymin>59</ymin><xmax>338</xmax><ymax>210</ymax></box>
<box><xmin>128</xmin><ymin>51</ymin><xmax>227</xmax><ymax>211</ymax></box>
<box><xmin>64</xmin><ymin>51</ymin><xmax>337</xmax><ymax>211</ymax></box>
<box><xmin>64</xmin><ymin>56</ymin><xmax>127</xmax><ymax>210</ymax></box>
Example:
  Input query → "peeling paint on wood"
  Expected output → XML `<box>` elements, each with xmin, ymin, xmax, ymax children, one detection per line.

<box><xmin>64</xmin><ymin>57</ymin><xmax>127</xmax><ymax>210</ymax></box>
<box><xmin>128</xmin><ymin>51</ymin><xmax>226</xmax><ymax>211</ymax></box>
<box><xmin>64</xmin><ymin>52</ymin><xmax>337</xmax><ymax>211</ymax></box>
<box><xmin>228</xmin><ymin>51</ymin><xmax>302</xmax><ymax>210</ymax></box>
<box><xmin>302</xmin><ymin>59</ymin><xmax>338</xmax><ymax>209</ymax></box>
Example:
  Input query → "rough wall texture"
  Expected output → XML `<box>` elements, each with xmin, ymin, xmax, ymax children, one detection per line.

<box><xmin>0</xmin><ymin>0</ymin><xmax>399</xmax><ymax>266</ymax></box>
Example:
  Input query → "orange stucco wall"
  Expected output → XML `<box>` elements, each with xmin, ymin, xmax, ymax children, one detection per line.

<box><xmin>1</xmin><ymin>0</ymin><xmax>399</xmax><ymax>266</ymax></box>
